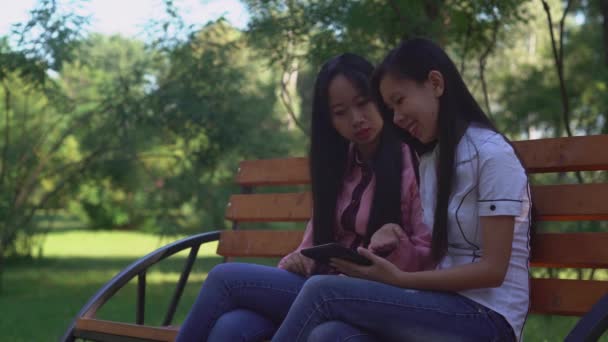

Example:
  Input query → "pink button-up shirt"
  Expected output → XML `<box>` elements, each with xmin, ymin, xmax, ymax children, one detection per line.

<box><xmin>278</xmin><ymin>143</ymin><xmax>434</xmax><ymax>276</ymax></box>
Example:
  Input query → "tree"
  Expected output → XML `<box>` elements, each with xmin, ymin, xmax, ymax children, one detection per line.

<box><xmin>143</xmin><ymin>20</ymin><xmax>297</xmax><ymax>233</ymax></box>
<box><xmin>0</xmin><ymin>1</ymin><xmax>163</xmax><ymax>289</ymax></box>
<box><xmin>242</xmin><ymin>0</ymin><xmax>530</xmax><ymax>133</ymax></box>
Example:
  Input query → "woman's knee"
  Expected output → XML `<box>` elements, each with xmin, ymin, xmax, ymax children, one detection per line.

<box><xmin>207</xmin><ymin>262</ymin><xmax>241</xmax><ymax>278</ymax></box>
<box><xmin>307</xmin><ymin>321</ymin><xmax>376</xmax><ymax>342</ymax></box>
<box><xmin>206</xmin><ymin>262</ymin><xmax>257</xmax><ymax>284</ymax></box>
<box><xmin>297</xmin><ymin>275</ymin><xmax>357</xmax><ymax>304</ymax></box>
<box><xmin>208</xmin><ymin>309</ymin><xmax>275</xmax><ymax>342</ymax></box>
<box><xmin>300</xmin><ymin>275</ymin><xmax>349</xmax><ymax>296</ymax></box>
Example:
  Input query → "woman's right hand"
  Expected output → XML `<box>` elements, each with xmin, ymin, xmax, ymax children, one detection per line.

<box><xmin>369</xmin><ymin>223</ymin><xmax>403</xmax><ymax>257</ymax></box>
<box><xmin>282</xmin><ymin>252</ymin><xmax>314</xmax><ymax>276</ymax></box>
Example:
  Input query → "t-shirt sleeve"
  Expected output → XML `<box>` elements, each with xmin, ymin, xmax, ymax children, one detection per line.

<box><xmin>477</xmin><ymin>137</ymin><xmax>528</xmax><ymax>217</ymax></box>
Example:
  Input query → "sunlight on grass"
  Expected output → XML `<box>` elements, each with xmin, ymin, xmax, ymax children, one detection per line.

<box><xmin>40</xmin><ymin>230</ymin><xmax>219</xmax><ymax>258</ymax></box>
<box><xmin>1</xmin><ymin>229</ymin><xmax>223</xmax><ymax>342</ymax></box>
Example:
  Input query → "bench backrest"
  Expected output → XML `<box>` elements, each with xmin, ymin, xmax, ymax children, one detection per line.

<box><xmin>217</xmin><ymin>135</ymin><xmax>608</xmax><ymax>316</ymax></box>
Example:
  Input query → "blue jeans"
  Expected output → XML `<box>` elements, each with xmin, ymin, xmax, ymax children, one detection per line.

<box><xmin>176</xmin><ymin>262</ymin><xmax>307</xmax><ymax>342</ymax></box>
<box><xmin>271</xmin><ymin>275</ymin><xmax>516</xmax><ymax>342</ymax></box>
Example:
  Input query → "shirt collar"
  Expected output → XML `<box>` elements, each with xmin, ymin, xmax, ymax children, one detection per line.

<box><xmin>347</xmin><ymin>143</ymin><xmax>372</xmax><ymax>173</ymax></box>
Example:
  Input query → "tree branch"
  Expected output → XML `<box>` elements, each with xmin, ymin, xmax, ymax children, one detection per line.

<box><xmin>0</xmin><ymin>80</ymin><xmax>12</xmax><ymax>189</ymax></box>
<box><xmin>601</xmin><ymin>0</ymin><xmax>608</xmax><ymax>67</ymax></box>
<box><xmin>280</xmin><ymin>61</ymin><xmax>308</xmax><ymax>135</ymax></box>
<box><xmin>13</xmin><ymin>105</ymin><xmax>70</xmax><ymax>193</ymax></box>
<box><xmin>16</xmin><ymin>146</ymin><xmax>108</xmax><ymax>230</ymax></box>
<box><xmin>460</xmin><ymin>18</ymin><xmax>474</xmax><ymax>75</ymax></box>
<box><xmin>278</xmin><ymin>29</ymin><xmax>308</xmax><ymax>135</ymax></box>
<box><xmin>541</xmin><ymin>0</ymin><xmax>574</xmax><ymax>137</ymax></box>
<box><xmin>558</xmin><ymin>0</ymin><xmax>573</xmax><ymax>68</ymax></box>
<box><xmin>479</xmin><ymin>60</ymin><xmax>492</xmax><ymax>118</ymax></box>
<box><xmin>13</xmin><ymin>104</ymin><xmax>112</xmax><ymax>208</ymax></box>
<box><xmin>41</xmin><ymin>151</ymin><xmax>181</xmax><ymax>182</ymax></box>
<box><xmin>478</xmin><ymin>14</ymin><xmax>501</xmax><ymax>118</ymax></box>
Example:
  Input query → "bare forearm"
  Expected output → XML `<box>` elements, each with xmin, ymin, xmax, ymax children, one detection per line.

<box><xmin>394</xmin><ymin>217</ymin><xmax>514</xmax><ymax>292</ymax></box>
<box><xmin>394</xmin><ymin>260</ymin><xmax>507</xmax><ymax>292</ymax></box>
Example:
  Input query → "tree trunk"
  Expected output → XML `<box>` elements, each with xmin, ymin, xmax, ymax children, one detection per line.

<box><xmin>601</xmin><ymin>0</ymin><xmax>608</xmax><ymax>67</ymax></box>
<box><xmin>1</xmin><ymin>81</ymin><xmax>12</xmax><ymax>189</ymax></box>
<box><xmin>0</xmin><ymin>246</ymin><xmax>5</xmax><ymax>294</ymax></box>
<box><xmin>541</xmin><ymin>0</ymin><xmax>574</xmax><ymax>137</ymax></box>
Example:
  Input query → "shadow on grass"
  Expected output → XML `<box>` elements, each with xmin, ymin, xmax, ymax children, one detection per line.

<box><xmin>2</xmin><ymin>255</ymin><xmax>219</xmax><ymax>341</ymax></box>
<box><xmin>6</xmin><ymin>255</ymin><xmax>221</xmax><ymax>273</ymax></box>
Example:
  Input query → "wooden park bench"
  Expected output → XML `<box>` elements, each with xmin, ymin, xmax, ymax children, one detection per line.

<box><xmin>62</xmin><ymin>134</ymin><xmax>608</xmax><ymax>342</ymax></box>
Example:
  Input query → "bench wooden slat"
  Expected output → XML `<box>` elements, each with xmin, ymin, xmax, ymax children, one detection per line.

<box><xmin>236</xmin><ymin>157</ymin><xmax>309</xmax><ymax>186</ymax></box>
<box><xmin>217</xmin><ymin>230</ymin><xmax>303</xmax><ymax>257</ymax></box>
<box><xmin>225</xmin><ymin>184</ymin><xmax>608</xmax><ymax>222</ymax></box>
<box><xmin>233</xmin><ymin>135</ymin><xmax>608</xmax><ymax>186</ymax></box>
<box><xmin>515</xmin><ymin>135</ymin><xmax>608</xmax><ymax>173</ymax></box>
<box><xmin>530</xmin><ymin>278</ymin><xmax>608</xmax><ymax>316</ymax></box>
<box><xmin>226</xmin><ymin>192</ymin><xmax>311</xmax><ymax>222</ymax></box>
<box><xmin>532</xmin><ymin>183</ymin><xmax>608</xmax><ymax>221</ymax></box>
<box><xmin>74</xmin><ymin>318</ymin><xmax>178</xmax><ymax>342</ymax></box>
<box><xmin>531</xmin><ymin>232</ymin><xmax>608</xmax><ymax>268</ymax></box>
<box><xmin>218</xmin><ymin>230</ymin><xmax>608</xmax><ymax>269</ymax></box>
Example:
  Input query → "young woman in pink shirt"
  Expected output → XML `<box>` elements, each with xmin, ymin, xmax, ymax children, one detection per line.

<box><xmin>176</xmin><ymin>53</ymin><xmax>433</xmax><ymax>342</ymax></box>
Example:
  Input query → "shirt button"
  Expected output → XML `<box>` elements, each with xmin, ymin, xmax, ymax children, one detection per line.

<box><xmin>490</xmin><ymin>205</ymin><xmax>496</xmax><ymax>211</ymax></box>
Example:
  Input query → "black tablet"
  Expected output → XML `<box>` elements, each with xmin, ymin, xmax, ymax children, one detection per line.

<box><xmin>300</xmin><ymin>243</ymin><xmax>372</xmax><ymax>266</ymax></box>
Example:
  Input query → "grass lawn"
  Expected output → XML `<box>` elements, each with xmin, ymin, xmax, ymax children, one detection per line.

<box><xmin>0</xmin><ymin>229</ymin><xmax>606</xmax><ymax>341</ymax></box>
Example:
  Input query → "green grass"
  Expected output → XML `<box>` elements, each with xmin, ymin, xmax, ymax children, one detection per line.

<box><xmin>1</xmin><ymin>230</ymin><xmax>606</xmax><ymax>341</ymax></box>
<box><xmin>1</xmin><ymin>230</ymin><xmax>225</xmax><ymax>342</ymax></box>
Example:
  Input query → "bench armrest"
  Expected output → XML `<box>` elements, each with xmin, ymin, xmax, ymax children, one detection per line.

<box><xmin>566</xmin><ymin>292</ymin><xmax>608</xmax><ymax>342</ymax></box>
<box><xmin>62</xmin><ymin>231</ymin><xmax>221</xmax><ymax>342</ymax></box>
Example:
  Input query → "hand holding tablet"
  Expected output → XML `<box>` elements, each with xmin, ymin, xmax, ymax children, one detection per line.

<box><xmin>300</xmin><ymin>243</ymin><xmax>373</xmax><ymax>266</ymax></box>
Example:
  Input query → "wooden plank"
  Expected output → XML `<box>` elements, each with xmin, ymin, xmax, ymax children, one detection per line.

<box><xmin>513</xmin><ymin>135</ymin><xmax>608</xmax><ymax>173</ymax></box>
<box><xmin>218</xmin><ymin>230</ymin><xmax>608</xmax><ymax>268</ymax></box>
<box><xmin>75</xmin><ymin>318</ymin><xmax>178</xmax><ymax>342</ymax></box>
<box><xmin>225</xmin><ymin>192</ymin><xmax>311</xmax><ymax>222</ymax></box>
<box><xmin>218</xmin><ymin>230</ymin><xmax>608</xmax><ymax>267</ymax></box>
<box><xmin>532</xmin><ymin>183</ymin><xmax>608</xmax><ymax>221</ymax></box>
<box><xmin>218</xmin><ymin>229</ymin><xmax>608</xmax><ymax>268</ymax></box>
<box><xmin>530</xmin><ymin>278</ymin><xmax>608</xmax><ymax>316</ymax></box>
<box><xmin>224</xmin><ymin>184</ymin><xmax>608</xmax><ymax>222</ymax></box>
<box><xmin>531</xmin><ymin>233</ymin><xmax>608</xmax><ymax>268</ymax></box>
<box><xmin>233</xmin><ymin>135</ymin><xmax>608</xmax><ymax>187</ymax></box>
<box><xmin>217</xmin><ymin>230</ymin><xmax>303</xmax><ymax>257</ymax></box>
<box><xmin>236</xmin><ymin>157</ymin><xmax>309</xmax><ymax>186</ymax></box>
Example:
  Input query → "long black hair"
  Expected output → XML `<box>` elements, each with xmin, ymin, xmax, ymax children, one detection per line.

<box><xmin>372</xmin><ymin>38</ymin><xmax>505</xmax><ymax>262</ymax></box>
<box><xmin>310</xmin><ymin>53</ymin><xmax>403</xmax><ymax>246</ymax></box>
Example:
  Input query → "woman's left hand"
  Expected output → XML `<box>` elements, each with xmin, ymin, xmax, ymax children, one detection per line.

<box><xmin>330</xmin><ymin>247</ymin><xmax>402</xmax><ymax>286</ymax></box>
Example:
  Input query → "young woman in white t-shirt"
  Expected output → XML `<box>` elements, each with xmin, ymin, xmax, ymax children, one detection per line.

<box><xmin>271</xmin><ymin>38</ymin><xmax>531</xmax><ymax>342</ymax></box>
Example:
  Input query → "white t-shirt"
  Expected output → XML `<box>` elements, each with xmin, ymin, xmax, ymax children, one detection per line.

<box><xmin>419</xmin><ymin>124</ymin><xmax>531</xmax><ymax>340</ymax></box>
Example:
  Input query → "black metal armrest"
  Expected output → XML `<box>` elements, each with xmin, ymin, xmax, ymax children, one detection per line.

<box><xmin>61</xmin><ymin>230</ymin><xmax>221</xmax><ymax>342</ymax></box>
<box><xmin>566</xmin><ymin>292</ymin><xmax>608</xmax><ymax>342</ymax></box>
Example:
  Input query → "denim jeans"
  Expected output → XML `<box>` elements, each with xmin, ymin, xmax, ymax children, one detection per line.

<box><xmin>175</xmin><ymin>262</ymin><xmax>307</xmax><ymax>342</ymax></box>
<box><xmin>271</xmin><ymin>275</ymin><xmax>515</xmax><ymax>342</ymax></box>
